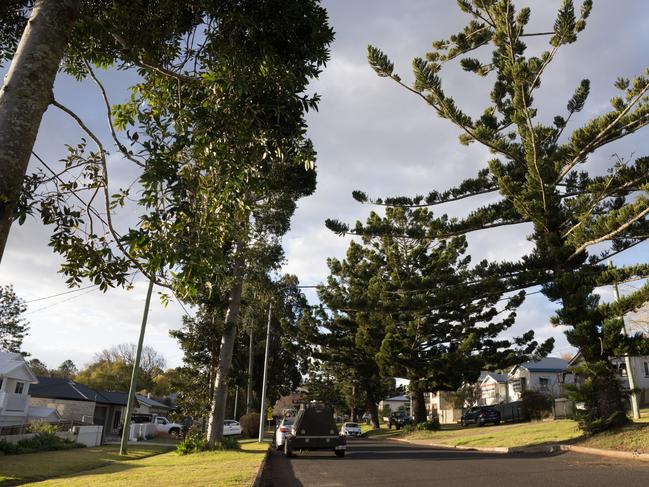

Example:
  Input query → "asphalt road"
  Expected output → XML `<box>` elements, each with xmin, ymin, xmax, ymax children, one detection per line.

<box><xmin>265</xmin><ymin>437</ymin><xmax>649</xmax><ymax>487</ymax></box>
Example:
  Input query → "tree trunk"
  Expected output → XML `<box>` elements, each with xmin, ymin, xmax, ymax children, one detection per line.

<box><xmin>0</xmin><ymin>0</ymin><xmax>80</xmax><ymax>261</ymax></box>
<box><xmin>206</xmin><ymin>265</ymin><xmax>244</xmax><ymax>446</ymax></box>
<box><xmin>412</xmin><ymin>388</ymin><xmax>427</xmax><ymax>424</ymax></box>
<box><xmin>367</xmin><ymin>400</ymin><xmax>380</xmax><ymax>429</ymax></box>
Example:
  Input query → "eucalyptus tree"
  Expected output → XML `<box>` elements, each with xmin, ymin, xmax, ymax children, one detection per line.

<box><xmin>0</xmin><ymin>0</ymin><xmax>198</xmax><ymax>261</ymax></box>
<box><xmin>12</xmin><ymin>0</ymin><xmax>332</xmax><ymax>444</ymax></box>
<box><xmin>326</xmin><ymin>207</ymin><xmax>552</xmax><ymax>423</ymax></box>
<box><xmin>364</xmin><ymin>0</ymin><xmax>649</xmax><ymax>430</ymax></box>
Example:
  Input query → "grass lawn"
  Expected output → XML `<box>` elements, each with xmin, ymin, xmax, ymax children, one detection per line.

<box><xmin>360</xmin><ymin>423</ymin><xmax>401</xmax><ymax>438</ymax></box>
<box><xmin>0</xmin><ymin>440</ymin><xmax>268</xmax><ymax>487</ymax></box>
<box><xmin>0</xmin><ymin>444</ymin><xmax>173</xmax><ymax>486</ymax></box>
<box><xmin>402</xmin><ymin>420</ymin><xmax>583</xmax><ymax>448</ymax></box>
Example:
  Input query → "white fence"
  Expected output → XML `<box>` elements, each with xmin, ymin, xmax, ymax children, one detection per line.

<box><xmin>129</xmin><ymin>422</ymin><xmax>157</xmax><ymax>441</ymax></box>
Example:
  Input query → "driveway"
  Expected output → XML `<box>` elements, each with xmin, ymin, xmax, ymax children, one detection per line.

<box><xmin>265</xmin><ymin>437</ymin><xmax>649</xmax><ymax>486</ymax></box>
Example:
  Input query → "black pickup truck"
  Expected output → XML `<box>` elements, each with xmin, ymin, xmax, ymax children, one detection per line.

<box><xmin>283</xmin><ymin>404</ymin><xmax>347</xmax><ymax>458</ymax></box>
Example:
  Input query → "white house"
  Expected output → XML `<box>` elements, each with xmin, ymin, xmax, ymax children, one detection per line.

<box><xmin>480</xmin><ymin>372</ymin><xmax>509</xmax><ymax>405</ymax></box>
<box><xmin>507</xmin><ymin>357</ymin><xmax>573</xmax><ymax>401</ymax></box>
<box><xmin>570</xmin><ymin>352</ymin><xmax>649</xmax><ymax>406</ymax></box>
<box><xmin>379</xmin><ymin>395</ymin><xmax>410</xmax><ymax>417</ymax></box>
<box><xmin>0</xmin><ymin>351</ymin><xmax>39</xmax><ymax>427</ymax></box>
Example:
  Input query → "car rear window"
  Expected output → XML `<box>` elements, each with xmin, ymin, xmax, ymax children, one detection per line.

<box><xmin>282</xmin><ymin>418</ymin><xmax>294</xmax><ymax>425</ymax></box>
<box><xmin>346</xmin><ymin>423</ymin><xmax>358</xmax><ymax>427</ymax></box>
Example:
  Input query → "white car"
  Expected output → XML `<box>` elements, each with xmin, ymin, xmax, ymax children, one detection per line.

<box><xmin>224</xmin><ymin>420</ymin><xmax>242</xmax><ymax>436</ymax></box>
<box><xmin>340</xmin><ymin>422</ymin><xmax>362</xmax><ymax>437</ymax></box>
<box><xmin>275</xmin><ymin>416</ymin><xmax>295</xmax><ymax>448</ymax></box>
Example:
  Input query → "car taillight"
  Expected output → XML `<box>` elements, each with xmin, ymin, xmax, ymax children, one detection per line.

<box><xmin>280</xmin><ymin>426</ymin><xmax>289</xmax><ymax>432</ymax></box>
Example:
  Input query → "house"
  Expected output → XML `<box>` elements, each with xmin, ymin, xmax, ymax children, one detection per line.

<box><xmin>0</xmin><ymin>351</ymin><xmax>39</xmax><ymax>427</ymax></box>
<box><xmin>479</xmin><ymin>372</ymin><xmax>509</xmax><ymax>405</ymax></box>
<box><xmin>135</xmin><ymin>393</ymin><xmax>172</xmax><ymax>416</ymax></box>
<box><xmin>379</xmin><ymin>395</ymin><xmax>410</xmax><ymax>416</ymax></box>
<box><xmin>30</xmin><ymin>377</ymin><xmax>129</xmax><ymax>441</ymax></box>
<box><xmin>29</xmin><ymin>377</ymin><xmax>175</xmax><ymax>442</ymax></box>
<box><xmin>570</xmin><ymin>352</ymin><xmax>649</xmax><ymax>406</ymax></box>
<box><xmin>507</xmin><ymin>357</ymin><xmax>573</xmax><ymax>401</ymax></box>
<box><xmin>428</xmin><ymin>390</ymin><xmax>463</xmax><ymax>424</ymax></box>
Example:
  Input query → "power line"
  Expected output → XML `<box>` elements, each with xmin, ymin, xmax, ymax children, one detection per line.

<box><xmin>24</xmin><ymin>287</ymin><xmax>100</xmax><ymax>316</ymax></box>
<box><xmin>25</xmin><ymin>284</ymin><xmax>98</xmax><ymax>303</ymax></box>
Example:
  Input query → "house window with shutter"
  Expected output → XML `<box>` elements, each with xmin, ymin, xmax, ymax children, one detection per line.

<box><xmin>644</xmin><ymin>362</ymin><xmax>649</xmax><ymax>377</ymax></box>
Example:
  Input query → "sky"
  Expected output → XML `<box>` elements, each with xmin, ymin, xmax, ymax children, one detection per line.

<box><xmin>1</xmin><ymin>1</ymin><xmax>648</xmax><ymax>372</ymax></box>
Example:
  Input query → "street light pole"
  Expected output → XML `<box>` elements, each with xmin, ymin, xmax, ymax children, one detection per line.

<box><xmin>246</xmin><ymin>326</ymin><xmax>254</xmax><ymax>414</ymax></box>
<box><xmin>120</xmin><ymin>279</ymin><xmax>154</xmax><ymax>455</ymax></box>
<box><xmin>258</xmin><ymin>304</ymin><xmax>272</xmax><ymax>442</ymax></box>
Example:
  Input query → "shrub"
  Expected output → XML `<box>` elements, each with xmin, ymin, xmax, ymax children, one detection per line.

<box><xmin>176</xmin><ymin>427</ymin><xmax>240</xmax><ymax>455</ymax></box>
<box><xmin>176</xmin><ymin>428</ymin><xmax>209</xmax><ymax>455</ymax></box>
<box><xmin>1</xmin><ymin>431</ymin><xmax>85</xmax><ymax>455</ymax></box>
<box><xmin>27</xmin><ymin>421</ymin><xmax>58</xmax><ymax>435</ymax></box>
<box><xmin>521</xmin><ymin>390</ymin><xmax>554</xmax><ymax>421</ymax></box>
<box><xmin>415</xmin><ymin>418</ymin><xmax>440</xmax><ymax>431</ymax></box>
<box><xmin>401</xmin><ymin>423</ymin><xmax>416</xmax><ymax>433</ymax></box>
<box><xmin>0</xmin><ymin>439</ymin><xmax>19</xmax><ymax>455</ymax></box>
<box><xmin>239</xmin><ymin>412</ymin><xmax>260</xmax><ymax>438</ymax></box>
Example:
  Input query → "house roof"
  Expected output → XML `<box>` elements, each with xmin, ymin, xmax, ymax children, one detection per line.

<box><xmin>98</xmin><ymin>391</ymin><xmax>129</xmax><ymax>406</ymax></box>
<box><xmin>511</xmin><ymin>357</ymin><xmax>569</xmax><ymax>374</ymax></box>
<box><xmin>30</xmin><ymin>377</ymin><xmax>136</xmax><ymax>406</ymax></box>
<box><xmin>31</xmin><ymin>377</ymin><xmax>103</xmax><ymax>402</ymax></box>
<box><xmin>383</xmin><ymin>395</ymin><xmax>409</xmax><ymax>402</ymax></box>
<box><xmin>481</xmin><ymin>372</ymin><xmax>508</xmax><ymax>384</ymax></box>
<box><xmin>0</xmin><ymin>351</ymin><xmax>38</xmax><ymax>383</ymax></box>
<box><xmin>136</xmin><ymin>394</ymin><xmax>170</xmax><ymax>410</ymax></box>
<box><xmin>28</xmin><ymin>406</ymin><xmax>61</xmax><ymax>420</ymax></box>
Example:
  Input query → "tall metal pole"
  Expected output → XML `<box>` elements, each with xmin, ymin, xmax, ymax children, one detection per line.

<box><xmin>258</xmin><ymin>304</ymin><xmax>272</xmax><ymax>442</ymax></box>
<box><xmin>246</xmin><ymin>326</ymin><xmax>254</xmax><ymax>413</ymax></box>
<box><xmin>612</xmin><ymin>270</ymin><xmax>640</xmax><ymax>419</ymax></box>
<box><xmin>119</xmin><ymin>279</ymin><xmax>155</xmax><ymax>455</ymax></box>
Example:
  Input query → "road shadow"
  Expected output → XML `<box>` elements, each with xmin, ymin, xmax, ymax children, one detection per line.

<box><xmin>265</xmin><ymin>449</ymin><xmax>305</xmax><ymax>487</ymax></box>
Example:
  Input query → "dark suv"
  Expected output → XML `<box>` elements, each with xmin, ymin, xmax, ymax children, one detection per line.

<box><xmin>388</xmin><ymin>412</ymin><xmax>413</xmax><ymax>430</ymax></box>
<box><xmin>460</xmin><ymin>406</ymin><xmax>501</xmax><ymax>427</ymax></box>
<box><xmin>284</xmin><ymin>404</ymin><xmax>347</xmax><ymax>458</ymax></box>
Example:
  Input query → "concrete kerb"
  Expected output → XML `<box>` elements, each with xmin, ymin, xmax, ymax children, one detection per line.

<box><xmin>251</xmin><ymin>443</ymin><xmax>271</xmax><ymax>487</ymax></box>
<box><xmin>391</xmin><ymin>437</ymin><xmax>649</xmax><ymax>462</ymax></box>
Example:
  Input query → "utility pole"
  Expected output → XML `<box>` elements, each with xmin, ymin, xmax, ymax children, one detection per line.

<box><xmin>246</xmin><ymin>326</ymin><xmax>254</xmax><ymax>414</ymax></box>
<box><xmin>233</xmin><ymin>387</ymin><xmax>238</xmax><ymax>420</ymax></box>
<box><xmin>258</xmin><ymin>304</ymin><xmax>272</xmax><ymax>442</ymax></box>
<box><xmin>120</xmin><ymin>279</ymin><xmax>154</xmax><ymax>455</ymax></box>
<box><xmin>612</xmin><ymin>266</ymin><xmax>640</xmax><ymax>419</ymax></box>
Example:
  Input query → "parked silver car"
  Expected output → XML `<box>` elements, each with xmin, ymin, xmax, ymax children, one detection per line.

<box><xmin>274</xmin><ymin>417</ymin><xmax>295</xmax><ymax>448</ymax></box>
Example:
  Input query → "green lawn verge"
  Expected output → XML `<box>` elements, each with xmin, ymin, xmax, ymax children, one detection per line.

<box><xmin>402</xmin><ymin>420</ymin><xmax>583</xmax><ymax>448</ymax></box>
<box><xmin>361</xmin><ymin>423</ymin><xmax>401</xmax><ymax>438</ymax></box>
<box><xmin>16</xmin><ymin>441</ymin><xmax>267</xmax><ymax>487</ymax></box>
<box><xmin>578</xmin><ymin>421</ymin><xmax>649</xmax><ymax>453</ymax></box>
<box><xmin>0</xmin><ymin>444</ymin><xmax>173</xmax><ymax>485</ymax></box>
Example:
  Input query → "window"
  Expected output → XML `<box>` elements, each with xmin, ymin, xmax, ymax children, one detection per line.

<box><xmin>156</xmin><ymin>417</ymin><xmax>167</xmax><ymax>424</ymax></box>
<box><xmin>539</xmin><ymin>378</ymin><xmax>549</xmax><ymax>391</ymax></box>
<box><xmin>14</xmin><ymin>382</ymin><xmax>24</xmax><ymax>394</ymax></box>
<box><xmin>644</xmin><ymin>362</ymin><xmax>649</xmax><ymax>377</ymax></box>
<box><xmin>113</xmin><ymin>410</ymin><xmax>122</xmax><ymax>430</ymax></box>
<box><xmin>0</xmin><ymin>378</ymin><xmax>3</xmax><ymax>391</ymax></box>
